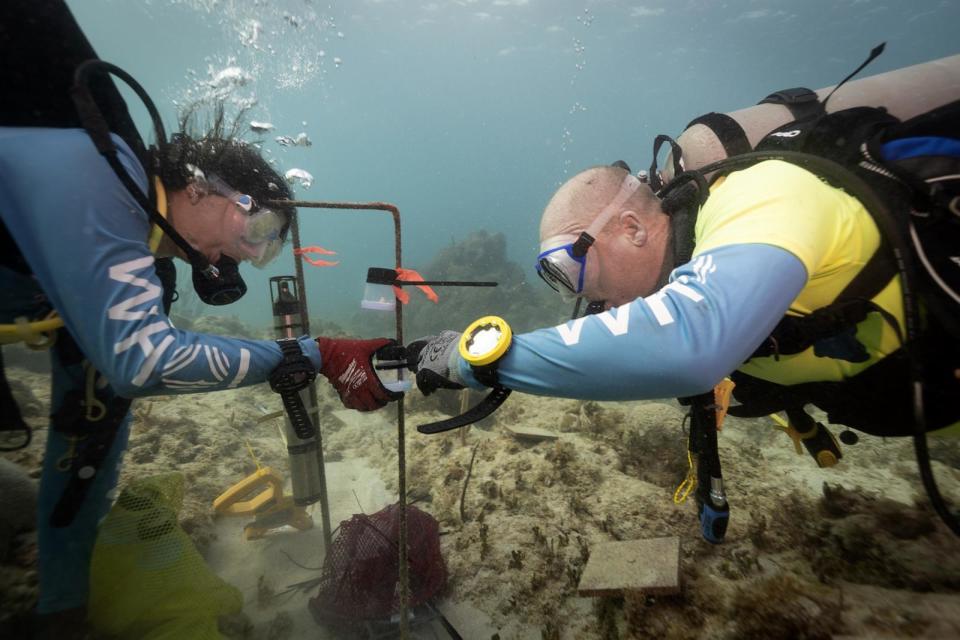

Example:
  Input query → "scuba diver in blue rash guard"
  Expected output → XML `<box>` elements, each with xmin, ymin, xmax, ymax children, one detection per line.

<box><xmin>0</xmin><ymin>92</ymin><xmax>402</xmax><ymax>640</ymax></box>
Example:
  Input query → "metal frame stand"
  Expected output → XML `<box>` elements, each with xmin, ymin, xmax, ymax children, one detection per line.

<box><xmin>277</xmin><ymin>199</ymin><xmax>411</xmax><ymax>637</ymax></box>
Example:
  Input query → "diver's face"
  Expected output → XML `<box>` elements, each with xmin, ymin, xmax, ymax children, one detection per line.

<box><xmin>171</xmin><ymin>186</ymin><xmax>260</xmax><ymax>264</ymax></box>
<box><xmin>582</xmin><ymin>229</ymin><xmax>651</xmax><ymax>309</ymax></box>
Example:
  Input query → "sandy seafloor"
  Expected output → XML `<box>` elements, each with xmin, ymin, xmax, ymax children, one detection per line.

<box><xmin>3</xmin><ymin>342</ymin><xmax>960</xmax><ymax>640</ymax></box>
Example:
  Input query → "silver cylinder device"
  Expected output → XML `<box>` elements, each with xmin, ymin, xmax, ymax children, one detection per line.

<box><xmin>270</xmin><ymin>276</ymin><xmax>324</xmax><ymax>505</ymax></box>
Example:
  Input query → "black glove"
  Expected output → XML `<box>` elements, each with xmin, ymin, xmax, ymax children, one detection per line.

<box><xmin>405</xmin><ymin>331</ymin><xmax>465</xmax><ymax>396</ymax></box>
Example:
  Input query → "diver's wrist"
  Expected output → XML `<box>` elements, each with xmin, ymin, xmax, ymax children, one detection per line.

<box><xmin>453</xmin><ymin>353</ymin><xmax>486</xmax><ymax>389</ymax></box>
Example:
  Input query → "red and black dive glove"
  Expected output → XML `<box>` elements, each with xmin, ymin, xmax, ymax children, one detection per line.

<box><xmin>316</xmin><ymin>337</ymin><xmax>402</xmax><ymax>411</ymax></box>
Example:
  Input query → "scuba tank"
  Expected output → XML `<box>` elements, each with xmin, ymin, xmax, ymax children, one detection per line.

<box><xmin>658</xmin><ymin>53</ymin><xmax>960</xmax><ymax>184</ymax></box>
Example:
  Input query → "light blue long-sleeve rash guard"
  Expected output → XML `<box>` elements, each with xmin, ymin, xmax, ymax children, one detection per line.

<box><xmin>458</xmin><ymin>243</ymin><xmax>809</xmax><ymax>398</ymax></box>
<box><xmin>0</xmin><ymin>127</ymin><xmax>320</xmax><ymax>394</ymax></box>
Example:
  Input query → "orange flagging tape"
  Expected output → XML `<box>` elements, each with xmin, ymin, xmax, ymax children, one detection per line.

<box><xmin>294</xmin><ymin>246</ymin><xmax>340</xmax><ymax>267</ymax></box>
<box><xmin>393</xmin><ymin>268</ymin><xmax>438</xmax><ymax>304</ymax></box>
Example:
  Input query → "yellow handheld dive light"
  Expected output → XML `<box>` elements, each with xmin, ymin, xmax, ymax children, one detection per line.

<box><xmin>417</xmin><ymin>315</ymin><xmax>514</xmax><ymax>435</ymax></box>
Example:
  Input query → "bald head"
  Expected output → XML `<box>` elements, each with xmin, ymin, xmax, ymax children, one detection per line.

<box><xmin>540</xmin><ymin>166</ymin><xmax>661</xmax><ymax>241</ymax></box>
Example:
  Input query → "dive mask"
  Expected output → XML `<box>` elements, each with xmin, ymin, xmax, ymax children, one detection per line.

<box><xmin>204</xmin><ymin>172</ymin><xmax>287</xmax><ymax>268</ymax></box>
<box><xmin>536</xmin><ymin>174</ymin><xmax>641</xmax><ymax>300</ymax></box>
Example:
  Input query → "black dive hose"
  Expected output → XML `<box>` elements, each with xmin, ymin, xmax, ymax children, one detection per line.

<box><xmin>682</xmin><ymin>150</ymin><xmax>960</xmax><ymax>537</ymax></box>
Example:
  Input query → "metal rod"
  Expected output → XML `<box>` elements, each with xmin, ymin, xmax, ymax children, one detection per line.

<box><xmin>398</xmin><ymin>280</ymin><xmax>497</xmax><ymax>287</ymax></box>
<box><xmin>289</xmin><ymin>216</ymin><xmax>333</xmax><ymax>550</ymax></box>
<box><xmin>279</xmin><ymin>199</ymin><xmax>411</xmax><ymax>637</ymax></box>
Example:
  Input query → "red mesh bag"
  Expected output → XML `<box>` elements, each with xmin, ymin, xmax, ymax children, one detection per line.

<box><xmin>309</xmin><ymin>503</ymin><xmax>447</xmax><ymax>624</ymax></box>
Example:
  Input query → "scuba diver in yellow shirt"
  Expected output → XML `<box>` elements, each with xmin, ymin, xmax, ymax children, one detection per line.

<box><xmin>407</xmin><ymin>48</ymin><xmax>960</xmax><ymax>540</ymax></box>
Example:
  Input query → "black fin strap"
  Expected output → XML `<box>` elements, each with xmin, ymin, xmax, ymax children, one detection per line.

<box><xmin>417</xmin><ymin>387</ymin><xmax>511</xmax><ymax>434</ymax></box>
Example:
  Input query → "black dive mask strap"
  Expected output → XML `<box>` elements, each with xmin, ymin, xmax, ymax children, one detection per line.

<box><xmin>570</xmin><ymin>232</ymin><xmax>596</xmax><ymax>259</ymax></box>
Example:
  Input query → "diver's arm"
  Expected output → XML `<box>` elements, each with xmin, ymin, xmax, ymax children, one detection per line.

<box><xmin>62</xmin><ymin>252</ymin><xmax>318</xmax><ymax>398</ymax></box>
<box><xmin>457</xmin><ymin>243</ymin><xmax>808</xmax><ymax>400</ymax></box>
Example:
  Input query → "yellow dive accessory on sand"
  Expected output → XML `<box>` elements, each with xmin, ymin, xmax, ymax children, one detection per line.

<box><xmin>0</xmin><ymin>178</ymin><xmax>167</xmax><ymax>348</ymax></box>
<box><xmin>213</xmin><ymin>466</ymin><xmax>313</xmax><ymax>540</ymax></box>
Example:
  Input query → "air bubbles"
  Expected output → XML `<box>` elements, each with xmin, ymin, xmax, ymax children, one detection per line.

<box><xmin>173</xmin><ymin>1</ymin><xmax>347</xmax><ymax>134</ymax></box>
<box><xmin>238</xmin><ymin>19</ymin><xmax>262</xmax><ymax>48</ymax></box>
<box><xmin>285</xmin><ymin>168</ymin><xmax>314</xmax><ymax>189</ymax></box>
<box><xmin>576</xmin><ymin>7</ymin><xmax>594</xmax><ymax>27</ymax></box>
<box><xmin>275</xmin><ymin>132</ymin><xmax>312</xmax><ymax>147</ymax></box>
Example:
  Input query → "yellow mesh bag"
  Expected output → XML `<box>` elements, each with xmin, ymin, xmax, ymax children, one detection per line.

<box><xmin>89</xmin><ymin>473</ymin><xmax>242</xmax><ymax>639</ymax></box>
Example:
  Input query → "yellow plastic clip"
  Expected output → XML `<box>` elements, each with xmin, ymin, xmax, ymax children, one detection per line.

<box><xmin>673</xmin><ymin>441</ymin><xmax>696</xmax><ymax>505</ymax></box>
<box><xmin>83</xmin><ymin>363</ymin><xmax>108</xmax><ymax>422</ymax></box>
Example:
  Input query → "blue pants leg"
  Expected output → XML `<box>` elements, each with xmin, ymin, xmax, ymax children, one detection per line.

<box><xmin>36</xmin><ymin>354</ymin><xmax>131</xmax><ymax>614</ymax></box>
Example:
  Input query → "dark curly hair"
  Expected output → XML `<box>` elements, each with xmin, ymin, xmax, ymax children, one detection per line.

<box><xmin>158</xmin><ymin>104</ymin><xmax>296</xmax><ymax>239</ymax></box>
